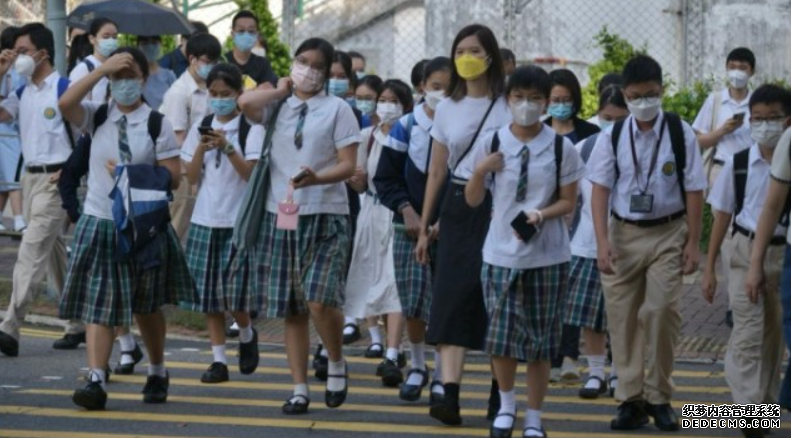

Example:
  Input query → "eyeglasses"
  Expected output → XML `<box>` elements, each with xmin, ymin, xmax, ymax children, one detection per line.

<box><xmin>751</xmin><ymin>115</ymin><xmax>787</xmax><ymax>123</ymax></box>
<box><xmin>549</xmin><ymin>97</ymin><xmax>573</xmax><ymax>104</ymax></box>
<box><xmin>294</xmin><ymin>56</ymin><xmax>325</xmax><ymax>73</ymax></box>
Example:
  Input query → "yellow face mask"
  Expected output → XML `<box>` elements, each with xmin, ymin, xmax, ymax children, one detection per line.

<box><xmin>455</xmin><ymin>54</ymin><xmax>490</xmax><ymax>80</ymax></box>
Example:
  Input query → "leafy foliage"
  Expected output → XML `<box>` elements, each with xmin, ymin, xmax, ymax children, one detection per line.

<box><xmin>235</xmin><ymin>0</ymin><xmax>291</xmax><ymax>77</ymax></box>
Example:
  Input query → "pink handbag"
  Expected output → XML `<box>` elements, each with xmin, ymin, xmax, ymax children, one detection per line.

<box><xmin>276</xmin><ymin>185</ymin><xmax>300</xmax><ymax>230</ymax></box>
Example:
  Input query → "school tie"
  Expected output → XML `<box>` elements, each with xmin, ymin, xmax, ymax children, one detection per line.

<box><xmin>117</xmin><ymin>115</ymin><xmax>132</xmax><ymax>164</ymax></box>
<box><xmin>515</xmin><ymin>146</ymin><xmax>529</xmax><ymax>202</ymax></box>
<box><xmin>294</xmin><ymin>104</ymin><xmax>308</xmax><ymax>150</ymax></box>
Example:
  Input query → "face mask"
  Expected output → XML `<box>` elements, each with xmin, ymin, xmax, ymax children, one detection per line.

<box><xmin>328</xmin><ymin>78</ymin><xmax>349</xmax><ymax>97</ymax></box>
<box><xmin>251</xmin><ymin>47</ymin><xmax>266</xmax><ymax>57</ymax></box>
<box><xmin>233</xmin><ymin>32</ymin><xmax>257</xmax><ymax>53</ymax></box>
<box><xmin>626</xmin><ymin>97</ymin><xmax>662</xmax><ymax>122</ymax></box>
<box><xmin>510</xmin><ymin>99</ymin><xmax>544</xmax><ymax>127</ymax></box>
<box><xmin>356</xmin><ymin>71</ymin><xmax>366</xmax><ymax>80</ymax></box>
<box><xmin>209</xmin><ymin>97</ymin><xmax>238</xmax><ymax>116</ymax></box>
<box><xmin>14</xmin><ymin>54</ymin><xmax>36</xmax><ymax>77</ymax></box>
<box><xmin>110</xmin><ymin>79</ymin><xmax>143</xmax><ymax>106</ymax></box>
<box><xmin>139</xmin><ymin>44</ymin><xmax>161</xmax><ymax>63</ymax></box>
<box><xmin>424</xmin><ymin>90</ymin><xmax>445</xmax><ymax>110</ymax></box>
<box><xmin>413</xmin><ymin>93</ymin><xmax>422</xmax><ymax>104</ymax></box>
<box><xmin>196</xmin><ymin>61</ymin><xmax>214</xmax><ymax>80</ymax></box>
<box><xmin>356</xmin><ymin>100</ymin><xmax>375</xmax><ymax>116</ymax></box>
<box><xmin>750</xmin><ymin>121</ymin><xmax>785</xmax><ymax>148</ymax></box>
<box><xmin>728</xmin><ymin>69</ymin><xmax>750</xmax><ymax>90</ymax></box>
<box><xmin>376</xmin><ymin>102</ymin><xmax>403</xmax><ymax>123</ymax></box>
<box><xmin>290</xmin><ymin>62</ymin><xmax>324</xmax><ymax>93</ymax></box>
<box><xmin>97</xmin><ymin>37</ymin><xmax>119</xmax><ymax>58</ymax></box>
<box><xmin>455</xmin><ymin>54</ymin><xmax>489</xmax><ymax>80</ymax></box>
<box><xmin>599</xmin><ymin>119</ymin><xmax>614</xmax><ymax>130</ymax></box>
<box><xmin>547</xmin><ymin>102</ymin><xmax>574</xmax><ymax>121</ymax></box>
<box><xmin>345</xmin><ymin>96</ymin><xmax>356</xmax><ymax>108</ymax></box>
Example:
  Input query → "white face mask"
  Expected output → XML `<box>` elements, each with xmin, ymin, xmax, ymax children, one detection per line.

<box><xmin>424</xmin><ymin>90</ymin><xmax>445</xmax><ymax>111</ymax></box>
<box><xmin>376</xmin><ymin>102</ymin><xmax>403</xmax><ymax>123</ymax></box>
<box><xmin>251</xmin><ymin>47</ymin><xmax>266</xmax><ymax>58</ymax></box>
<box><xmin>14</xmin><ymin>54</ymin><xmax>37</xmax><ymax>77</ymax></box>
<box><xmin>728</xmin><ymin>69</ymin><xmax>750</xmax><ymax>90</ymax></box>
<box><xmin>509</xmin><ymin>99</ymin><xmax>544</xmax><ymax>127</ymax></box>
<box><xmin>626</xmin><ymin>97</ymin><xmax>662</xmax><ymax>122</ymax></box>
<box><xmin>750</xmin><ymin>121</ymin><xmax>785</xmax><ymax>148</ymax></box>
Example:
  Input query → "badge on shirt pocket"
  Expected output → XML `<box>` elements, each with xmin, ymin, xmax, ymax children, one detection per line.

<box><xmin>630</xmin><ymin>194</ymin><xmax>654</xmax><ymax>213</ymax></box>
<box><xmin>277</xmin><ymin>185</ymin><xmax>300</xmax><ymax>231</ymax></box>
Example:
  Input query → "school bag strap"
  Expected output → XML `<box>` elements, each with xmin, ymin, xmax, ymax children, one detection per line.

<box><xmin>732</xmin><ymin>147</ymin><xmax>750</xmax><ymax>222</ymax></box>
<box><xmin>93</xmin><ymin>103</ymin><xmax>163</xmax><ymax>144</ymax></box>
<box><xmin>580</xmin><ymin>134</ymin><xmax>597</xmax><ymax>164</ymax></box>
<box><xmin>83</xmin><ymin>59</ymin><xmax>95</xmax><ymax>73</ymax></box>
<box><xmin>554</xmin><ymin>134</ymin><xmax>563</xmax><ymax>200</ymax></box>
<box><xmin>452</xmin><ymin>96</ymin><xmax>499</xmax><ymax>175</ymax></box>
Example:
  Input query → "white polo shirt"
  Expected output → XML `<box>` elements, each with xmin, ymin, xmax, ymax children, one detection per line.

<box><xmin>78</xmin><ymin>101</ymin><xmax>180</xmax><ymax>220</ymax></box>
<box><xmin>387</xmin><ymin>103</ymin><xmax>434</xmax><ymax>173</ymax></box>
<box><xmin>159</xmin><ymin>70</ymin><xmax>210</xmax><ymax>135</ymax></box>
<box><xmin>461</xmin><ymin>124</ymin><xmax>585</xmax><ymax>270</ymax></box>
<box><xmin>264</xmin><ymin>93</ymin><xmax>360</xmax><ymax>216</ymax></box>
<box><xmin>587</xmin><ymin>112</ymin><xmax>707</xmax><ymax>221</ymax></box>
<box><xmin>708</xmin><ymin>143</ymin><xmax>786</xmax><ymax>237</ymax></box>
<box><xmin>692</xmin><ymin>88</ymin><xmax>752</xmax><ymax>161</ymax></box>
<box><xmin>431</xmin><ymin>95</ymin><xmax>511</xmax><ymax>179</ymax></box>
<box><xmin>770</xmin><ymin>129</ymin><xmax>791</xmax><ymax>244</ymax></box>
<box><xmin>69</xmin><ymin>55</ymin><xmax>108</xmax><ymax>103</ymax></box>
<box><xmin>0</xmin><ymin>72</ymin><xmax>75</xmax><ymax>166</ymax></box>
<box><xmin>181</xmin><ymin>114</ymin><xmax>264</xmax><ymax>228</ymax></box>
<box><xmin>570</xmin><ymin>137</ymin><xmax>601</xmax><ymax>260</ymax></box>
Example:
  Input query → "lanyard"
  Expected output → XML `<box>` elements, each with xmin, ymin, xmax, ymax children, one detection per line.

<box><xmin>629</xmin><ymin>118</ymin><xmax>667</xmax><ymax>195</ymax></box>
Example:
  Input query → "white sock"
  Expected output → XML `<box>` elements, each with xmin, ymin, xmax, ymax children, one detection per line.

<box><xmin>386</xmin><ymin>347</ymin><xmax>399</xmax><ymax>362</ymax></box>
<box><xmin>89</xmin><ymin>368</ymin><xmax>106</xmax><ymax>390</ymax></box>
<box><xmin>494</xmin><ymin>389</ymin><xmax>516</xmax><ymax>428</ymax></box>
<box><xmin>327</xmin><ymin>359</ymin><xmax>347</xmax><ymax>392</ymax></box>
<box><xmin>293</xmin><ymin>383</ymin><xmax>309</xmax><ymax>403</ymax></box>
<box><xmin>238</xmin><ymin>324</ymin><xmax>253</xmax><ymax>344</ymax></box>
<box><xmin>212</xmin><ymin>345</ymin><xmax>227</xmax><ymax>364</ymax></box>
<box><xmin>524</xmin><ymin>409</ymin><xmax>542</xmax><ymax>435</ymax></box>
<box><xmin>368</xmin><ymin>326</ymin><xmax>383</xmax><ymax>345</ymax></box>
<box><xmin>344</xmin><ymin>316</ymin><xmax>356</xmax><ymax>325</ymax></box>
<box><xmin>432</xmin><ymin>350</ymin><xmax>442</xmax><ymax>383</ymax></box>
<box><xmin>587</xmin><ymin>354</ymin><xmax>606</xmax><ymax>382</ymax></box>
<box><xmin>148</xmin><ymin>363</ymin><xmax>167</xmax><ymax>378</ymax></box>
<box><xmin>409</xmin><ymin>342</ymin><xmax>426</xmax><ymax>370</ymax></box>
<box><xmin>118</xmin><ymin>333</ymin><xmax>137</xmax><ymax>365</ymax></box>
<box><xmin>319</xmin><ymin>344</ymin><xmax>328</xmax><ymax>358</ymax></box>
<box><xmin>610</xmin><ymin>360</ymin><xmax>617</xmax><ymax>378</ymax></box>
<box><xmin>13</xmin><ymin>215</ymin><xmax>25</xmax><ymax>229</ymax></box>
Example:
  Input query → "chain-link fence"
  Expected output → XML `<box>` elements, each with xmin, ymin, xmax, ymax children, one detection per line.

<box><xmin>1</xmin><ymin>0</ymin><xmax>47</xmax><ymax>29</ymax></box>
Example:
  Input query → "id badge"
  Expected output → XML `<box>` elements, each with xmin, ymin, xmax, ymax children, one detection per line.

<box><xmin>629</xmin><ymin>194</ymin><xmax>654</xmax><ymax>213</ymax></box>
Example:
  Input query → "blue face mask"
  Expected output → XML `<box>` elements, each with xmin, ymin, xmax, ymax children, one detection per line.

<box><xmin>599</xmin><ymin>119</ymin><xmax>614</xmax><ymax>130</ymax></box>
<box><xmin>356</xmin><ymin>71</ymin><xmax>366</xmax><ymax>80</ymax></box>
<box><xmin>209</xmin><ymin>97</ymin><xmax>238</xmax><ymax>116</ymax></box>
<box><xmin>111</xmin><ymin>79</ymin><xmax>143</xmax><ymax>106</ymax></box>
<box><xmin>139</xmin><ymin>44</ymin><xmax>161</xmax><ymax>63</ymax></box>
<box><xmin>233</xmin><ymin>32</ymin><xmax>257</xmax><ymax>52</ymax></box>
<box><xmin>197</xmin><ymin>62</ymin><xmax>214</xmax><ymax>80</ymax></box>
<box><xmin>97</xmin><ymin>38</ymin><xmax>119</xmax><ymax>58</ymax></box>
<box><xmin>345</xmin><ymin>96</ymin><xmax>356</xmax><ymax>108</ymax></box>
<box><xmin>328</xmin><ymin>78</ymin><xmax>349</xmax><ymax>97</ymax></box>
<box><xmin>356</xmin><ymin>99</ymin><xmax>375</xmax><ymax>116</ymax></box>
<box><xmin>548</xmin><ymin>102</ymin><xmax>574</xmax><ymax>121</ymax></box>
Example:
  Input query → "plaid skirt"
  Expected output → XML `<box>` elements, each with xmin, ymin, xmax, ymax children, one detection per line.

<box><xmin>481</xmin><ymin>262</ymin><xmax>569</xmax><ymax>362</ymax></box>
<box><xmin>59</xmin><ymin>215</ymin><xmax>196</xmax><ymax>327</ymax></box>
<box><xmin>181</xmin><ymin>224</ymin><xmax>256</xmax><ymax>314</ymax></box>
<box><xmin>393</xmin><ymin>226</ymin><xmax>433</xmax><ymax>322</ymax></box>
<box><xmin>254</xmin><ymin>212</ymin><xmax>350</xmax><ymax>318</ymax></box>
<box><xmin>564</xmin><ymin>256</ymin><xmax>607</xmax><ymax>332</ymax></box>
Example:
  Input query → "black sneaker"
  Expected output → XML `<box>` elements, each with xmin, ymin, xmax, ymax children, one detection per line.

<box><xmin>380</xmin><ymin>358</ymin><xmax>404</xmax><ymax>387</ymax></box>
<box><xmin>312</xmin><ymin>344</ymin><xmax>328</xmax><ymax>381</ymax></box>
<box><xmin>53</xmin><ymin>332</ymin><xmax>86</xmax><ymax>350</ymax></box>
<box><xmin>201</xmin><ymin>362</ymin><xmax>229</xmax><ymax>383</ymax></box>
<box><xmin>238</xmin><ymin>328</ymin><xmax>260</xmax><ymax>375</ymax></box>
<box><xmin>72</xmin><ymin>381</ymin><xmax>107</xmax><ymax>410</ymax></box>
<box><xmin>0</xmin><ymin>331</ymin><xmax>19</xmax><ymax>357</ymax></box>
<box><xmin>142</xmin><ymin>373</ymin><xmax>169</xmax><ymax>404</ymax></box>
<box><xmin>114</xmin><ymin>344</ymin><xmax>144</xmax><ymax>375</ymax></box>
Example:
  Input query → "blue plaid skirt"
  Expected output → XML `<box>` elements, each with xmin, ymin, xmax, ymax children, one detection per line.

<box><xmin>564</xmin><ymin>256</ymin><xmax>607</xmax><ymax>332</ymax></box>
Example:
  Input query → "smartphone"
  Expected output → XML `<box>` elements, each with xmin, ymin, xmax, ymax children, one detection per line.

<box><xmin>292</xmin><ymin>168</ymin><xmax>309</xmax><ymax>183</ymax></box>
<box><xmin>733</xmin><ymin>112</ymin><xmax>745</xmax><ymax>122</ymax></box>
<box><xmin>198</xmin><ymin>126</ymin><xmax>213</xmax><ymax>136</ymax></box>
<box><xmin>511</xmin><ymin>211</ymin><xmax>539</xmax><ymax>242</ymax></box>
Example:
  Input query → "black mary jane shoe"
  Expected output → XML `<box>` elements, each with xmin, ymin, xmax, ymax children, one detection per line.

<box><xmin>522</xmin><ymin>426</ymin><xmax>548</xmax><ymax>438</ymax></box>
<box><xmin>325</xmin><ymin>362</ymin><xmax>348</xmax><ymax>408</ymax></box>
<box><xmin>312</xmin><ymin>344</ymin><xmax>328</xmax><ymax>381</ymax></box>
<box><xmin>399</xmin><ymin>367</ymin><xmax>429</xmax><ymax>402</ymax></box>
<box><xmin>490</xmin><ymin>413</ymin><xmax>516</xmax><ymax>438</ymax></box>
<box><xmin>342</xmin><ymin>323</ymin><xmax>361</xmax><ymax>345</ymax></box>
<box><xmin>578</xmin><ymin>376</ymin><xmax>608</xmax><ymax>399</ymax></box>
<box><xmin>365</xmin><ymin>342</ymin><xmax>384</xmax><ymax>359</ymax></box>
<box><xmin>53</xmin><ymin>332</ymin><xmax>86</xmax><ymax>350</ymax></box>
<box><xmin>238</xmin><ymin>328</ymin><xmax>260</xmax><ymax>375</ymax></box>
<box><xmin>72</xmin><ymin>381</ymin><xmax>107</xmax><ymax>410</ymax></box>
<box><xmin>429</xmin><ymin>380</ymin><xmax>444</xmax><ymax>406</ymax></box>
<box><xmin>282</xmin><ymin>394</ymin><xmax>310</xmax><ymax>415</ymax></box>
<box><xmin>142</xmin><ymin>373</ymin><xmax>169</xmax><ymax>404</ymax></box>
<box><xmin>114</xmin><ymin>344</ymin><xmax>144</xmax><ymax>375</ymax></box>
<box><xmin>380</xmin><ymin>358</ymin><xmax>404</xmax><ymax>387</ymax></box>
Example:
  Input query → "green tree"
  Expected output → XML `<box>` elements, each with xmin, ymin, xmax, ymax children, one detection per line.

<box><xmin>235</xmin><ymin>0</ymin><xmax>291</xmax><ymax>77</ymax></box>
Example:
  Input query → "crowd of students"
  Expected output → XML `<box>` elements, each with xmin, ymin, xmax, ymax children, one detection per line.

<box><xmin>0</xmin><ymin>11</ymin><xmax>788</xmax><ymax>438</ymax></box>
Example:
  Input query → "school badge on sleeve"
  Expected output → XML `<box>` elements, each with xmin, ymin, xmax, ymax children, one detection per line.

<box><xmin>43</xmin><ymin>107</ymin><xmax>57</xmax><ymax>120</ymax></box>
<box><xmin>662</xmin><ymin>161</ymin><xmax>676</xmax><ymax>176</ymax></box>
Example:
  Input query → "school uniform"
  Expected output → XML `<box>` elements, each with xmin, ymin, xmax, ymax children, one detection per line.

<box><xmin>58</xmin><ymin>101</ymin><xmax>194</xmax><ymax>327</ymax></box>
<box><xmin>254</xmin><ymin>92</ymin><xmax>360</xmax><ymax>318</ymax></box>
<box><xmin>460</xmin><ymin>125</ymin><xmax>585</xmax><ymax>361</ymax></box>
<box><xmin>708</xmin><ymin>143</ymin><xmax>785</xmax><ymax>405</ymax></box>
<box><xmin>426</xmin><ymin>95</ymin><xmax>511</xmax><ymax>350</ymax></box>
<box><xmin>180</xmin><ymin>115</ymin><xmax>264</xmax><ymax>314</ymax></box>
<box><xmin>0</xmin><ymin>70</ymin><xmax>24</xmax><ymax>194</ymax></box>
<box><xmin>587</xmin><ymin>112</ymin><xmax>706</xmax><ymax>404</ymax></box>
<box><xmin>69</xmin><ymin>55</ymin><xmax>108</xmax><ymax>103</ymax></box>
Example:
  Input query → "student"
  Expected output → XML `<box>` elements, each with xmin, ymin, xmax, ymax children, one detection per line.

<box><xmin>238</xmin><ymin>37</ymin><xmax>360</xmax><ymax>415</ymax></box>
<box><xmin>545</xmin><ymin>69</ymin><xmax>600</xmax><ymax>145</ymax></box>
<box><xmin>137</xmin><ymin>35</ymin><xmax>176</xmax><ymax>111</ymax></box>
<box><xmin>180</xmin><ymin>63</ymin><xmax>262</xmax><ymax>384</ymax></box>
<box><xmin>500</xmin><ymin>48</ymin><xmax>516</xmax><ymax>77</ymax></box>
<box><xmin>69</xmin><ymin>18</ymin><xmax>119</xmax><ymax>104</ymax></box>
<box><xmin>160</xmin><ymin>32</ymin><xmax>221</xmax><ymax>241</ymax></box>
<box><xmin>415</xmin><ymin>24</ymin><xmax>511</xmax><ymax>426</ymax></box>
<box><xmin>464</xmin><ymin>64</ymin><xmax>584</xmax><ymax>438</ymax></box>
<box><xmin>354</xmin><ymin>74</ymin><xmax>384</xmax><ymax>130</ymax></box>
<box><xmin>0</xmin><ymin>23</ymin><xmax>85</xmax><ymax>357</ymax></box>
<box><xmin>410</xmin><ymin>59</ymin><xmax>429</xmax><ymax>102</ymax></box>
<box><xmin>329</xmin><ymin>50</ymin><xmax>359</xmax><ymax>109</ymax></box>
<box><xmin>0</xmin><ymin>26</ymin><xmax>25</xmax><ymax>233</ymax></box>
<box><xmin>375</xmin><ymin>56</ymin><xmax>452</xmax><ymax>403</ymax></box>
<box><xmin>160</xmin><ymin>21</ymin><xmax>209</xmax><ymax>78</ymax></box>
<box><xmin>567</xmin><ymin>85</ymin><xmax>629</xmax><ymax>400</ymax></box>
<box><xmin>345</xmin><ymin>79</ymin><xmax>413</xmax><ymax>387</ymax></box>
<box><xmin>588</xmin><ymin>54</ymin><xmax>706</xmax><ymax>431</ymax></box>
<box><xmin>224</xmin><ymin>10</ymin><xmax>278</xmax><ymax>89</ymax></box>
<box><xmin>349</xmin><ymin>50</ymin><xmax>366</xmax><ymax>79</ymax></box>
<box><xmin>57</xmin><ymin>47</ymin><xmax>193</xmax><ymax>410</ymax></box>
<box><xmin>704</xmin><ymin>84</ymin><xmax>791</xmax><ymax>438</ymax></box>
<box><xmin>67</xmin><ymin>33</ymin><xmax>92</xmax><ymax>76</ymax></box>
<box><xmin>586</xmin><ymin>73</ymin><xmax>623</xmax><ymax>127</ymax></box>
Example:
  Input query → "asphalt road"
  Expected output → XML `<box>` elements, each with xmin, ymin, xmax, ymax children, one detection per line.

<box><xmin>0</xmin><ymin>325</ymin><xmax>788</xmax><ymax>438</ymax></box>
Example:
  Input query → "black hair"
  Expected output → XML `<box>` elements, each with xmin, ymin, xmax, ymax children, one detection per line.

<box><xmin>67</xmin><ymin>33</ymin><xmax>93</xmax><ymax>73</ymax></box>
<box><xmin>183</xmin><ymin>21</ymin><xmax>209</xmax><ymax>39</ymax></box>
<box><xmin>332</xmin><ymin>50</ymin><xmax>356</xmax><ymax>88</ymax></box>
<box><xmin>89</xmin><ymin>18</ymin><xmax>118</xmax><ymax>37</ymax></box>
<box><xmin>206</xmin><ymin>63</ymin><xmax>244</xmax><ymax>92</ymax></box>
<box><xmin>506</xmin><ymin>65</ymin><xmax>550</xmax><ymax>98</ymax></box>
<box><xmin>622</xmin><ymin>54</ymin><xmax>663</xmax><ymax>87</ymax></box>
<box><xmin>186</xmin><ymin>33</ymin><xmax>222</xmax><ymax>61</ymax></box>
<box><xmin>348</xmin><ymin>51</ymin><xmax>365</xmax><ymax>62</ymax></box>
<box><xmin>500</xmin><ymin>48</ymin><xmax>516</xmax><ymax>62</ymax></box>
<box><xmin>137</xmin><ymin>35</ymin><xmax>162</xmax><ymax>44</ymax></box>
<box><xmin>449</xmin><ymin>24</ymin><xmax>505</xmax><ymax>101</ymax></box>
<box><xmin>232</xmin><ymin>10</ymin><xmax>259</xmax><ymax>29</ymax></box>
<box><xmin>357</xmin><ymin>74</ymin><xmax>384</xmax><ymax>95</ymax></box>
<box><xmin>109</xmin><ymin>47</ymin><xmax>150</xmax><ymax>79</ymax></box>
<box><xmin>549</xmin><ymin>68</ymin><xmax>583</xmax><ymax>117</ymax></box>
<box><xmin>410</xmin><ymin>59</ymin><xmax>429</xmax><ymax>88</ymax></box>
<box><xmin>294</xmin><ymin>38</ymin><xmax>334</xmax><ymax>83</ymax></box>
<box><xmin>423</xmin><ymin>56</ymin><xmax>453</xmax><ymax>83</ymax></box>
<box><xmin>598</xmin><ymin>85</ymin><xmax>627</xmax><ymax>112</ymax></box>
<box><xmin>598</xmin><ymin>72</ymin><xmax>623</xmax><ymax>95</ymax></box>
<box><xmin>1</xmin><ymin>27</ymin><xmax>18</xmax><ymax>51</ymax></box>
<box><xmin>749</xmin><ymin>84</ymin><xmax>791</xmax><ymax>115</ymax></box>
<box><xmin>14</xmin><ymin>23</ymin><xmax>54</xmax><ymax>66</ymax></box>
<box><xmin>727</xmin><ymin>47</ymin><xmax>756</xmax><ymax>71</ymax></box>
<box><xmin>379</xmin><ymin>79</ymin><xmax>414</xmax><ymax>113</ymax></box>
<box><xmin>68</xmin><ymin>27</ymin><xmax>82</xmax><ymax>39</ymax></box>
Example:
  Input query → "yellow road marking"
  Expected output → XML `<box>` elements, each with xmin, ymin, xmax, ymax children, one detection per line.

<box><xmin>0</xmin><ymin>431</ymin><xmax>284</xmax><ymax>438</ymax></box>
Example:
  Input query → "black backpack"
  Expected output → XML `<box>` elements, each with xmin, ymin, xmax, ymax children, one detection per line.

<box><xmin>732</xmin><ymin>148</ymin><xmax>791</xmax><ymax>228</ymax></box>
<box><xmin>200</xmin><ymin>114</ymin><xmax>252</xmax><ymax>153</ymax></box>
<box><xmin>490</xmin><ymin>131</ymin><xmax>564</xmax><ymax>199</ymax></box>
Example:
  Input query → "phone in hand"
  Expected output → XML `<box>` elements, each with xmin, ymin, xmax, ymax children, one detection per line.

<box><xmin>511</xmin><ymin>211</ymin><xmax>539</xmax><ymax>242</ymax></box>
<box><xmin>198</xmin><ymin>126</ymin><xmax>213</xmax><ymax>136</ymax></box>
<box><xmin>292</xmin><ymin>168</ymin><xmax>310</xmax><ymax>183</ymax></box>
<box><xmin>733</xmin><ymin>112</ymin><xmax>745</xmax><ymax>122</ymax></box>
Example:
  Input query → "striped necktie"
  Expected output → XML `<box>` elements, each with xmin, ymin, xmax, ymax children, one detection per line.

<box><xmin>294</xmin><ymin>104</ymin><xmax>308</xmax><ymax>150</ymax></box>
<box><xmin>117</xmin><ymin>115</ymin><xmax>132</xmax><ymax>164</ymax></box>
<box><xmin>515</xmin><ymin>146</ymin><xmax>529</xmax><ymax>202</ymax></box>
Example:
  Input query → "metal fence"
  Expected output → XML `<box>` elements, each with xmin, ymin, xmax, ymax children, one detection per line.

<box><xmin>1</xmin><ymin>0</ymin><xmax>47</xmax><ymax>28</ymax></box>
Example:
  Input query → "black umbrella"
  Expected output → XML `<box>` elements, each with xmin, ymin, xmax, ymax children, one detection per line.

<box><xmin>68</xmin><ymin>0</ymin><xmax>194</xmax><ymax>36</ymax></box>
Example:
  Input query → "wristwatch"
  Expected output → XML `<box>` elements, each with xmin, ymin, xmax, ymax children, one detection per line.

<box><xmin>222</xmin><ymin>143</ymin><xmax>236</xmax><ymax>156</ymax></box>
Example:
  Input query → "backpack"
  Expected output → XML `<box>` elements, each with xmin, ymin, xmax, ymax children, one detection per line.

<box><xmin>569</xmin><ymin>133</ymin><xmax>599</xmax><ymax>238</ymax></box>
<box><xmin>16</xmin><ymin>76</ymin><xmax>76</xmax><ymax>148</ymax></box>
<box><xmin>75</xmin><ymin>104</ymin><xmax>164</xmax><ymax>159</ymax></box>
<box><xmin>733</xmin><ymin>148</ymin><xmax>791</xmax><ymax>227</ymax></box>
<box><xmin>490</xmin><ymin>131</ymin><xmax>564</xmax><ymax>199</ymax></box>
<box><xmin>200</xmin><ymin>115</ymin><xmax>251</xmax><ymax>154</ymax></box>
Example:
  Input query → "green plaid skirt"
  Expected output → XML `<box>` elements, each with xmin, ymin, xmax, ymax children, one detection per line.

<box><xmin>392</xmin><ymin>226</ymin><xmax>433</xmax><ymax>322</ymax></box>
<box><xmin>254</xmin><ymin>212</ymin><xmax>351</xmax><ymax>318</ymax></box>
<box><xmin>182</xmin><ymin>224</ymin><xmax>256</xmax><ymax>313</ymax></box>
<box><xmin>481</xmin><ymin>262</ymin><xmax>569</xmax><ymax>362</ymax></box>
<box><xmin>59</xmin><ymin>215</ymin><xmax>196</xmax><ymax>327</ymax></box>
<box><xmin>564</xmin><ymin>256</ymin><xmax>607</xmax><ymax>332</ymax></box>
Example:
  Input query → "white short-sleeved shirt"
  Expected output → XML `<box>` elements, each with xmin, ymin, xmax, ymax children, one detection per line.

<box><xmin>770</xmin><ymin>128</ymin><xmax>791</xmax><ymax>243</ymax></box>
<box><xmin>570</xmin><ymin>136</ymin><xmax>603</xmax><ymax>259</ymax></box>
<box><xmin>69</xmin><ymin>55</ymin><xmax>108</xmax><ymax>103</ymax></box>
<box><xmin>159</xmin><ymin>71</ymin><xmax>210</xmax><ymax>135</ymax></box>
<box><xmin>587</xmin><ymin>112</ymin><xmax>707</xmax><ymax>220</ymax></box>
<box><xmin>692</xmin><ymin>88</ymin><xmax>752</xmax><ymax>161</ymax></box>
<box><xmin>708</xmin><ymin>143</ymin><xmax>786</xmax><ymax>237</ymax></box>
<box><xmin>264</xmin><ymin>93</ymin><xmax>361</xmax><ymax>215</ymax></box>
<box><xmin>0</xmin><ymin>72</ymin><xmax>75</xmax><ymax>165</ymax></box>
<box><xmin>387</xmin><ymin>103</ymin><xmax>433</xmax><ymax>173</ymax></box>
<box><xmin>431</xmin><ymin>95</ymin><xmax>511</xmax><ymax>179</ymax></box>
<box><xmin>181</xmin><ymin>114</ymin><xmax>264</xmax><ymax>228</ymax></box>
<box><xmin>461</xmin><ymin>125</ymin><xmax>585</xmax><ymax>270</ymax></box>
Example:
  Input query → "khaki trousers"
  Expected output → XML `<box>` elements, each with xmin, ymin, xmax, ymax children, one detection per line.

<box><xmin>0</xmin><ymin>172</ymin><xmax>82</xmax><ymax>339</ymax></box>
<box><xmin>169</xmin><ymin>174</ymin><xmax>195</xmax><ymax>242</ymax></box>
<box><xmin>602</xmin><ymin>218</ymin><xmax>687</xmax><ymax>404</ymax></box>
<box><xmin>725</xmin><ymin>233</ymin><xmax>784</xmax><ymax>404</ymax></box>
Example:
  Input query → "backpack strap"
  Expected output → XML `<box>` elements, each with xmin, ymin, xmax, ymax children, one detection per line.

<box><xmin>452</xmin><ymin>96</ymin><xmax>499</xmax><ymax>175</ymax></box>
<box><xmin>405</xmin><ymin>112</ymin><xmax>415</xmax><ymax>147</ymax></box>
<box><xmin>56</xmin><ymin>77</ymin><xmax>77</xmax><ymax>149</ymax></box>
<box><xmin>732</xmin><ymin>148</ymin><xmax>750</xmax><ymax>223</ymax></box>
<box><xmin>238</xmin><ymin>116</ymin><xmax>251</xmax><ymax>154</ymax></box>
<box><xmin>611</xmin><ymin>120</ymin><xmax>626</xmax><ymax>182</ymax></box>
<box><xmin>665</xmin><ymin>112</ymin><xmax>687</xmax><ymax>210</ymax></box>
<box><xmin>92</xmin><ymin>104</ymin><xmax>110</xmax><ymax>136</ymax></box>
<box><xmin>15</xmin><ymin>84</ymin><xmax>25</xmax><ymax>100</ymax></box>
<box><xmin>147</xmin><ymin>110</ymin><xmax>164</xmax><ymax>144</ymax></box>
<box><xmin>580</xmin><ymin>134</ymin><xmax>598</xmax><ymax>164</ymax></box>
<box><xmin>554</xmin><ymin>134</ymin><xmax>564</xmax><ymax>200</ymax></box>
<box><xmin>84</xmin><ymin>59</ymin><xmax>95</xmax><ymax>73</ymax></box>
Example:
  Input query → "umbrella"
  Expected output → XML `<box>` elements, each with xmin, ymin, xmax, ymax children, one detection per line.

<box><xmin>67</xmin><ymin>0</ymin><xmax>194</xmax><ymax>36</ymax></box>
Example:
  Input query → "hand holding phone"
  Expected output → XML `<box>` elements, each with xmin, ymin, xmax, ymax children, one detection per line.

<box><xmin>198</xmin><ymin>126</ymin><xmax>214</xmax><ymax>136</ymax></box>
<box><xmin>733</xmin><ymin>112</ymin><xmax>745</xmax><ymax>122</ymax></box>
<box><xmin>511</xmin><ymin>211</ymin><xmax>539</xmax><ymax>242</ymax></box>
<box><xmin>292</xmin><ymin>168</ymin><xmax>310</xmax><ymax>184</ymax></box>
